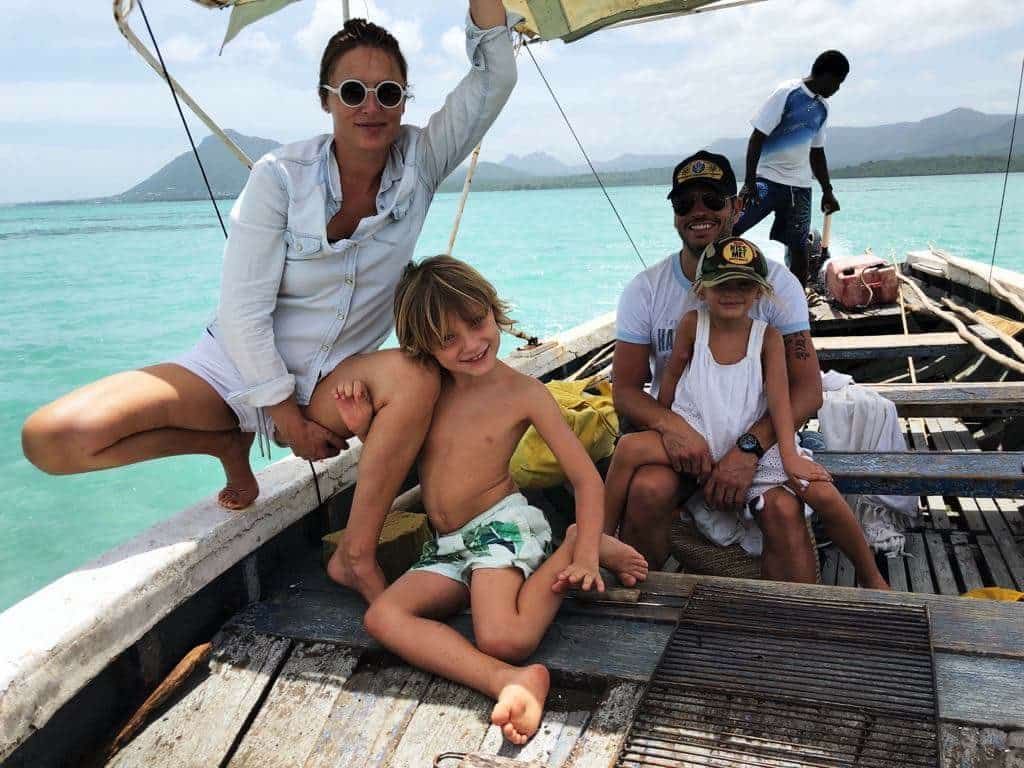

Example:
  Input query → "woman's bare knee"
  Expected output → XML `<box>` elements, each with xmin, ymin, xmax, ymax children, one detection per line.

<box><xmin>21</xmin><ymin>406</ymin><xmax>103</xmax><ymax>474</ymax></box>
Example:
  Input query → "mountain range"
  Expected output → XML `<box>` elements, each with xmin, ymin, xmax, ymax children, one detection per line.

<box><xmin>114</xmin><ymin>108</ymin><xmax>1022</xmax><ymax>202</ymax></box>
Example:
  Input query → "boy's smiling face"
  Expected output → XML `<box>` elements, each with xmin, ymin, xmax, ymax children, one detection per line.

<box><xmin>432</xmin><ymin>307</ymin><xmax>500</xmax><ymax>377</ymax></box>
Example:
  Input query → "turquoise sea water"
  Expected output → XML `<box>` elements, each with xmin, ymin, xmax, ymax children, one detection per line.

<box><xmin>1</xmin><ymin>172</ymin><xmax>1022</xmax><ymax>611</ymax></box>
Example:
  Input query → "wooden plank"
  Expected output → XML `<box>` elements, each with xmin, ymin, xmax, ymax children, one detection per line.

<box><xmin>976</xmin><ymin>534</ymin><xmax>1018</xmax><ymax>590</ymax></box>
<box><xmin>867</xmin><ymin>382</ymin><xmax>1024</xmax><ymax>418</ymax></box>
<box><xmin>924</xmin><ymin>496</ymin><xmax>951</xmax><ymax>530</ymax></box>
<box><xmin>820</xmin><ymin>546</ymin><xmax>839</xmax><ymax>586</ymax></box>
<box><xmin>904</xmin><ymin>533</ymin><xmax>936</xmax><ymax>594</ymax></box>
<box><xmin>227</xmin><ymin>644</ymin><xmax>359</xmax><ymax>768</ymax></box>
<box><xmin>637</xmin><ymin>572</ymin><xmax>1024</xmax><ymax>660</ymax></box>
<box><xmin>925</xmin><ymin>418</ymin><xmax>953</xmax><ymax>450</ymax></box>
<box><xmin>957</xmin><ymin>497</ymin><xmax>987</xmax><ymax>533</ymax></box>
<box><xmin>950</xmin><ymin>534</ymin><xmax>984</xmax><ymax>593</ymax></box>
<box><xmin>907</xmin><ymin>418</ymin><xmax>930</xmax><ymax>451</ymax></box>
<box><xmin>924</xmin><ymin>531</ymin><xmax>960</xmax><ymax>596</ymax></box>
<box><xmin>563</xmin><ymin>683</ymin><xmax>644</xmax><ymax>768</ymax></box>
<box><xmin>939</xmin><ymin>724</ymin><xmax>1024</xmax><ymax>768</ymax></box>
<box><xmin>108</xmin><ymin>631</ymin><xmax>291</xmax><ymax>768</ymax></box>
<box><xmin>455</xmin><ymin>756</ymin><xmax>543</xmax><ymax>768</ymax></box>
<box><xmin>935</xmin><ymin>652</ymin><xmax>1024</xmax><ymax>729</ymax></box>
<box><xmin>836</xmin><ymin>551</ymin><xmax>856</xmax><ymax>587</ymax></box>
<box><xmin>303</xmin><ymin>664</ymin><xmax>431</xmax><ymax>768</ymax></box>
<box><xmin>980</xmin><ymin>510</ymin><xmax>1024</xmax><ymax>590</ymax></box>
<box><xmin>231</xmin><ymin>589</ymin><xmax>674</xmax><ymax>684</ymax></box>
<box><xmin>1004</xmin><ymin>507</ymin><xmax>1024</xmax><ymax>538</ymax></box>
<box><xmin>943</xmin><ymin>418</ymin><xmax>979</xmax><ymax>451</ymax></box>
<box><xmin>816</xmin><ymin>451</ymin><xmax>1024</xmax><ymax>497</ymax></box>
<box><xmin>388</xmin><ymin>678</ymin><xmax>492</xmax><ymax>768</ymax></box>
<box><xmin>884</xmin><ymin>554</ymin><xmax>910</xmax><ymax>592</ymax></box>
<box><xmin>815</xmin><ymin>330</ymin><xmax>994</xmax><ymax>361</ymax></box>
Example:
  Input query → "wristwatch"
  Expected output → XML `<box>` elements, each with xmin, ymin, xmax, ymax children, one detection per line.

<box><xmin>737</xmin><ymin>432</ymin><xmax>764</xmax><ymax>459</ymax></box>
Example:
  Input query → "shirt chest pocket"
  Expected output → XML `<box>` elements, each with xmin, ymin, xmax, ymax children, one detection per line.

<box><xmin>283</xmin><ymin>230</ymin><xmax>324</xmax><ymax>261</ymax></box>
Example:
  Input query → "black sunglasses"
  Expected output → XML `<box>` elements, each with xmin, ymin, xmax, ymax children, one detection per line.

<box><xmin>671</xmin><ymin>191</ymin><xmax>730</xmax><ymax>216</ymax></box>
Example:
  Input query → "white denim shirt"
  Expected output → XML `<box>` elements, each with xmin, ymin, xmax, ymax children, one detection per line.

<box><xmin>212</xmin><ymin>13</ymin><xmax>519</xmax><ymax>410</ymax></box>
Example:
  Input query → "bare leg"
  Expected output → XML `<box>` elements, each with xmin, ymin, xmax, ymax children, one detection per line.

<box><xmin>363</xmin><ymin>570</ymin><xmax>550</xmax><ymax>746</ymax></box>
<box><xmin>619</xmin><ymin>464</ymin><xmax>688</xmax><ymax>569</ymax></box>
<box><xmin>309</xmin><ymin>350</ymin><xmax>440</xmax><ymax>604</ymax></box>
<box><xmin>758</xmin><ymin>488</ymin><xmax>817</xmax><ymax>583</ymax></box>
<box><xmin>604</xmin><ymin>431</ymin><xmax>674</xmax><ymax>536</ymax></box>
<box><xmin>21</xmin><ymin>364</ymin><xmax>259</xmax><ymax>510</ymax></box>
<box><xmin>798</xmin><ymin>482</ymin><xmax>889</xmax><ymax>590</ymax></box>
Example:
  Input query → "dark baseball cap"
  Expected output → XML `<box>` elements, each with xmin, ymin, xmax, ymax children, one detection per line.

<box><xmin>667</xmin><ymin>151</ymin><xmax>737</xmax><ymax>200</ymax></box>
<box><xmin>697</xmin><ymin>237</ymin><xmax>772</xmax><ymax>292</ymax></box>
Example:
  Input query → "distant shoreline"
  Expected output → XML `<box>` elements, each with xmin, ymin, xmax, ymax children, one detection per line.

<box><xmin>10</xmin><ymin>160</ymin><xmax>1023</xmax><ymax>207</ymax></box>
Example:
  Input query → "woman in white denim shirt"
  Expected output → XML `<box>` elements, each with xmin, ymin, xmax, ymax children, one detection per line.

<box><xmin>23</xmin><ymin>0</ymin><xmax>517</xmax><ymax>604</ymax></box>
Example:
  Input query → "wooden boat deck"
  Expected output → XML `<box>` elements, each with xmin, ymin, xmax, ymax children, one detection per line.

<box><xmin>816</xmin><ymin>416</ymin><xmax>1024</xmax><ymax>595</ymax></box>
<box><xmin>104</xmin><ymin>568</ymin><xmax>1024</xmax><ymax>768</ymax></box>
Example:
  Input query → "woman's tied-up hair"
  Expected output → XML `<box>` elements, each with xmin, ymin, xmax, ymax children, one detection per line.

<box><xmin>394</xmin><ymin>256</ymin><xmax>514</xmax><ymax>361</ymax></box>
<box><xmin>319</xmin><ymin>18</ymin><xmax>408</xmax><ymax>109</ymax></box>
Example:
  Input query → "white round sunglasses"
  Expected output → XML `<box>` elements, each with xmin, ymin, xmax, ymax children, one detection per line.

<box><xmin>320</xmin><ymin>79</ymin><xmax>411</xmax><ymax>109</ymax></box>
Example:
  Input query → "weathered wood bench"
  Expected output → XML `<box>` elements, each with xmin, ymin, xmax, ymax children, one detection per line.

<box><xmin>816</xmin><ymin>450</ymin><xmax>1024</xmax><ymax>497</ymax></box>
<box><xmin>868</xmin><ymin>381</ymin><xmax>1024</xmax><ymax>418</ymax></box>
<box><xmin>815</xmin><ymin>326</ymin><xmax>998</xmax><ymax>360</ymax></box>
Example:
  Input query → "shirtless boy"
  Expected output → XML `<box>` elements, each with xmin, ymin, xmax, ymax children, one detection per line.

<box><xmin>333</xmin><ymin>256</ymin><xmax>648</xmax><ymax>744</ymax></box>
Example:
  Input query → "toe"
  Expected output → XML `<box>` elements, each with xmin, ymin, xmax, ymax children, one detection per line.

<box><xmin>491</xmin><ymin>701</ymin><xmax>510</xmax><ymax>727</ymax></box>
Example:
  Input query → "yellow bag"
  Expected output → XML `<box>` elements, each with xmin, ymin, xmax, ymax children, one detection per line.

<box><xmin>509</xmin><ymin>379</ymin><xmax>619</xmax><ymax>489</ymax></box>
<box><xmin>962</xmin><ymin>587</ymin><xmax>1024</xmax><ymax>602</ymax></box>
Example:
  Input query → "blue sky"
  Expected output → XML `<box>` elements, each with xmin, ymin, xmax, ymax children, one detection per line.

<box><xmin>1</xmin><ymin>0</ymin><xmax>1022</xmax><ymax>204</ymax></box>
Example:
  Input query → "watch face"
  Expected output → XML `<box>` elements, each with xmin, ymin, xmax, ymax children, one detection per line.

<box><xmin>739</xmin><ymin>434</ymin><xmax>757</xmax><ymax>451</ymax></box>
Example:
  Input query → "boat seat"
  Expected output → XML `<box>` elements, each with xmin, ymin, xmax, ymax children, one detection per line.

<box><xmin>815</xmin><ymin>326</ymin><xmax>999</xmax><ymax>361</ymax></box>
<box><xmin>817</xmin><ymin>451</ymin><xmax>1024</xmax><ymax>497</ymax></box>
<box><xmin>867</xmin><ymin>382</ymin><xmax>1024</xmax><ymax>417</ymax></box>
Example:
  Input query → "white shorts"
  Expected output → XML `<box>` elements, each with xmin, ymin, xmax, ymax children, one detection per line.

<box><xmin>174</xmin><ymin>330</ymin><xmax>276</xmax><ymax>438</ymax></box>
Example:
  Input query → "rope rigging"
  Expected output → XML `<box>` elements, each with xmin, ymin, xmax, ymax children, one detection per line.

<box><xmin>988</xmin><ymin>54</ymin><xmax>1024</xmax><ymax>290</ymax></box>
<box><xmin>522</xmin><ymin>42</ymin><xmax>647</xmax><ymax>270</ymax></box>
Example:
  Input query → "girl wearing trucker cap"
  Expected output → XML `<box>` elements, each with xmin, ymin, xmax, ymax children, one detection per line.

<box><xmin>606</xmin><ymin>237</ymin><xmax>888</xmax><ymax>590</ymax></box>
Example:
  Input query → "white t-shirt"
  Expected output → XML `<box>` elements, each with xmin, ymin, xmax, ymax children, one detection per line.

<box><xmin>615</xmin><ymin>251</ymin><xmax>810</xmax><ymax>398</ymax></box>
<box><xmin>752</xmin><ymin>78</ymin><xmax>829</xmax><ymax>188</ymax></box>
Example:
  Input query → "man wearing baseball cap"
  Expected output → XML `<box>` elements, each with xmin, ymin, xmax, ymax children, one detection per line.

<box><xmin>611</xmin><ymin>150</ymin><xmax>824</xmax><ymax>582</ymax></box>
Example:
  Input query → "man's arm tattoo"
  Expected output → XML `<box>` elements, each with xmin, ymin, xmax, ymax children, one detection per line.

<box><xmin>784</xmin><ymin>331</ymin><xmax>811</xmax><ymax>360</ymax></box>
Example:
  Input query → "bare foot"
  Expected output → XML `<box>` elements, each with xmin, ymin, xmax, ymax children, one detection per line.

<box><xmin>325</xmin><ymin>537</ymin><xmax>388</xmax><ymax>603</ymax></box>
<box><xmin>217</xmin><ymin>431</ymin><xmax>258</xmax><ymax>510</ymax></box>
<box><xmin>333</xmin><ymin>380</ymin><xmax>374</xmax><ymax>440</ymax></box>
<box><xmin>491</xmin><ymin>664</ymin><xmax>550</xmax><ymax>745</ymax></box>
<box><xmin>600</xmin><ymin>534</ymin><xmax>649</xmax><ymax>587</ymax></box>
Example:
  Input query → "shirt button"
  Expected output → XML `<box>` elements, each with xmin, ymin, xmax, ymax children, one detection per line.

<box><xmin>344</xmin><ymin>275</ymin><xmax>354</xmax><ymax>285</ymax></box>
<box><xmin>320</xmin><ymin>344</ymin><xmax>329</xmax><ymax>352</ymax></box>
<box><xmin>337</xmin><ymin>312</ymin><xmax>346</xmax><ymax>320</ymax></box>
<box><xmin>296</xmin><ymin>243</ymin><xmax>303</xmax><ymax>252</ymax></box>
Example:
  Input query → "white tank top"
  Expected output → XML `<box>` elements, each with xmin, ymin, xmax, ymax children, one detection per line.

<box><xmin>671</xmin><ymin>307</ymin><xmax>768</xmax><ymax>462</ymax></box>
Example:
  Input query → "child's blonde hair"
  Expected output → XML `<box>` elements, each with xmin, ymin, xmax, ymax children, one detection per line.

<box><xmin>394</xmin><ymin>255</ymin><xmax>514</xmax><ymax>361</ymax></box>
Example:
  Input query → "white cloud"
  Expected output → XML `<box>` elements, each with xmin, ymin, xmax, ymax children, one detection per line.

<box><xmin>441</xmin><ymin>25</ymin><xmax>464</xmax><ymax>61</ymax></box>
<box><xmin>163</xmin><ymin>35</ymin><xmax>209</xmax><ymax>65</ymax></box>
<box><xmin>295</xmin><ymin>0</ymin><xmax>423</xmax><ymax>61</ymax></box>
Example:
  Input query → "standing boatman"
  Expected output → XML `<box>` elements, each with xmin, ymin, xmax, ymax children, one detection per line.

<box><xmin>734</xmin><ymin>50</ymin><xmax>849</xmax><ymax>286</ymax></box>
